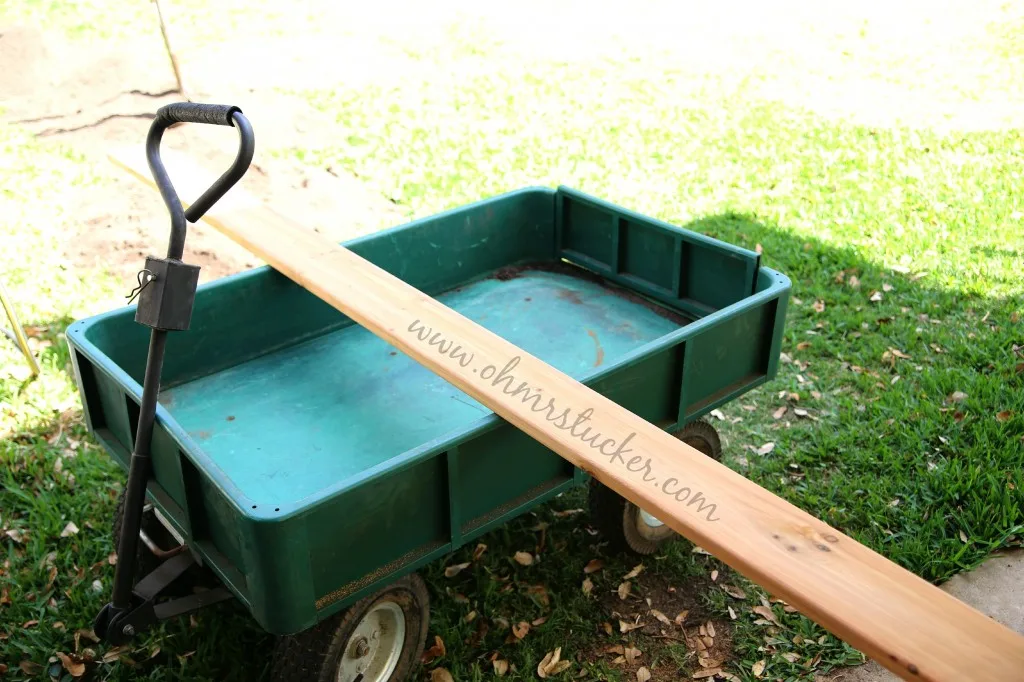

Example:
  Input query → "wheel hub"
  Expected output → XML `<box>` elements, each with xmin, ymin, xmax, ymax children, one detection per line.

<box><xmin>335</xmin><ymin>600</ymin><xmax>406</xmax><ymax>682</ymax></box>
<box><xmin>639</xmin><ymin>509</ymin><xmax>665</xmax><ymax>528</ymax></box>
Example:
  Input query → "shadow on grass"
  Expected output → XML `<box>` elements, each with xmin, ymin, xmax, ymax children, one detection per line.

<box><xmin>2</xmin><ymin>210</ymin><xmax>1021</xmax><ymax>681</ymax></box>
<box><xmin>690</xmin><ymin>212</ymin><xmax>1023</xmax><ymax>579</ymax></box>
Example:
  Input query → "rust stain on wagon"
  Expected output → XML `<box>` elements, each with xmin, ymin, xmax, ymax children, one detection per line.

<box><xmin>586</xmin><ymin>329</ymin><xmax>605</xmax><ymax>367</ymax></box>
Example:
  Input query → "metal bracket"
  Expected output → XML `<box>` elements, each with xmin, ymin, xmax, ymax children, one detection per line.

<box><xmin>94</xmin><ymin>553</ymin><xmax>233</xmax><ymax>645</ymax></box>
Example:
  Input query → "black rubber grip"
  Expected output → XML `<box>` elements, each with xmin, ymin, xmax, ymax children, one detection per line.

<box><xmin>156</xmin><ymin>103</ymin><xmax>241</xmax><ymax>127</ymax></box>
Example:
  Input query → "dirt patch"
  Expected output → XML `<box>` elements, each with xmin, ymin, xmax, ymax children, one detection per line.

<box><xmin>582</xmin><ymin>564</ymin><xmax>734</xmax><ymax>679</ymax></box>
<box><xmin>2</xmin><ymin>24</ymin><xmax>405</xmax><ymax>291</ymax></box>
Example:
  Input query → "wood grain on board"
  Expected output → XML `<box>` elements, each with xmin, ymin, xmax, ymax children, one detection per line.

<box><xmin>110</xmin><ymin>147</ymin><xmax>1024</xmax><ymax>682</ymax></box>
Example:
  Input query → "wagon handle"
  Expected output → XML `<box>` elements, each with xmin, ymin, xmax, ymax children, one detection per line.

<box><xmin>94</xmin><ymin>103</ymin><xmax>255</xmax><ymax>647</ymax></box>
<box><xmin>145</xmin><ymin>102</ymin><xmax>255</xmax><ymax>260</ymax></box>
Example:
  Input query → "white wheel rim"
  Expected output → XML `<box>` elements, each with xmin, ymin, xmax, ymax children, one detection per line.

<box><xmin>639</xmin><ymin>509</ymin><xmax>665</xmax><ymax>528</ymax></box>
<box><xmin>335</xmin><ymin>600</ymin><xmax>406</xmax><ymax>682</ymax></box>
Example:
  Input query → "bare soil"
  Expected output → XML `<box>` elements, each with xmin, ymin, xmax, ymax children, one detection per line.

<box><xmin>583</xmin><ymin>561</ymin><xmax>734</xmax><ymax>680</ymax></box>
<box><xmin>0</xmin><ymin>24</ymin><xmax>404</xmax><ymax>288</ymax></box>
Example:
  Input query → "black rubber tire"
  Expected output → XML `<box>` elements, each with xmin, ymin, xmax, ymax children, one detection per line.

<box><xmin>588</xmin><ymin>419</ymin><xmax>723</xmax><ymax>556</ymax></box>
<box><xmin>270</xmin><ymin>574</ymin><xmax>431</xmax><ymax>682</ymax></box>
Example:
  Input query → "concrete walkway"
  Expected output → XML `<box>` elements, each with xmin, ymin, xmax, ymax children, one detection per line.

<box><xmin>821</xmin><ymin>550</ymin><xmax>1024</xmax><ymax>681</ymax></box>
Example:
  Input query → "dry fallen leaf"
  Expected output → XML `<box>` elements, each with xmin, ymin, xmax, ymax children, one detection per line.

<box><xmin>527</xmin><ymin>584</ymin><xmax>550</xmax><ymax>607</ymax></box>
<box><xmin>752</xmin><ymin>659</ymin><xmax>767</xmax><ymax>677</ymax></box>
<box><xmin>624</xmin><ymin>645</ymin><xmax>641</xmax><ymax>665</ymax></box>
<box><xmin>619</xmin><ymin>620</ymin><xmax>645</xmax><ymax>633</ymax></box>
<box><xmin>706</xmin><ymin>621</ymin><xmax>716</xmax><ymax>638</ymax></box>
<box><xmin>996</xmin><ymin>410</ymin><xmax>1013</xmax><ymax>422</ymax></box>
<box><xmin>869</xmin><ymin>290</ymin><xmax>883</xmax><ymax>303</ymax></box>
<box><xmin>430</xmin><ymin>668</ymin><xmax>455</xmax><ymax>682</ymax></box>
<box><xmin>55</xmin><ymin>653</ymin><xmax>85</xmax><ymax>678</ymax></box>
<box><xmin>622</xmin><ymin>564</ymin><xmax>644</xmax><ymax>580</ymax></box>
<box><xmin>949</xmin><ymin>391</ymin><xmax>968</xmax><ymax>403</ymax></box>
<box><xmin>953</xmin><ymin>410</ymin><xmax>966</xmax><ymax>423</ymax></box>
<box><xmin>552</xmin><ymin>508</ymin><xmax>584</xmax><ymax>518</ymax></box>
<box><xmin>650</xmin><ymin>608</ymin><xmax>672</xmax><ymax>626</ymax></box>
<box><xmin>883</xmin><ymin>283</ymin><xmax>894</xmax><ymax>292</ymax></box>
<box><xmin>464</xmin><ymin>611</ymin><xmax>477</xmax><ymax>623</ymax></box>
<box><xmin>532</xmin><ymin>616</ymin><xmax>548</xmax><ymax>627</ymax></box>
<box><xmin>421</xmin><ymin>636</ymin><xmax>446</xmax><ymax>663</ymax></box>
<box><xmin>514</xmin><ymin>551</ymin><xmax>534</xmax><ymax>566</ymax></box>
<box><xmin>60</xmin><ymin>522</ymin><xmax>79</xmax><ymax>538</ymax></box>
<box><xmin>698</xmin><ymin>656</ymin><xmax>718</xmax><ymax>669</ymax></box>
<box><xmin>636</xmin><ymin>666</ymin><xmax>652</xmax><ymax>682</ymax></box>
<box><xmin>772</xmin><ymin>406</ymin><xmax>787</xmax><ymax>419</ymax></box>
<box><xmin>756</xmin><ymin>442</ymin><xmax>775</xmax><ymax>456</ymax></box>
<box><xmin>722</xmin><ymin>584</ymin><xmax>746</xmax><ymax>599</ymax></box>
<box><xmin>728</xmin><ymin>606</ymin><xmax>737</xmax><ymax>620</ymax></box>
<box><xmin>781</xmin><ymin>652</ymin><xmax>800</xmax><ymax>663</ymax></box>
<box><xmin>709</xmin><ymin>408</ymin><xmax>726</xmax><ymax>420</ymax></box>
<box><xmin>538</xmin><ymin>647</ymin><xmax>571</xmax><ymax>678</ymax></box>
<box><xmin>693</xmin><ymin>670</ymin><xmax>722</xmax><ymax>680</ymax></box>
<box><xmin>19</xmin><ymin>661</ymin><xmax>43</xmax><ymax>675</ymax></box>
<box><xmin>602</xmin><ymin>622</ymin><xmax>614</xmax><ymax>636</ymax></box>
<box><xmin>444</xmin><ymin>562</ymin><xmax>470</xmax><ymax>578</ymax></box>
<box><xmin>473</xmin><ymin>543</ymin><xmax>488</xmax><ymax>561</ymax></box>
<box><xmin>617</xmin><ymin>581</ymin><xmax>631</xmax><ymax>600</ymax></box>
<box><xmin>796</xmin><ymin>341</ymin><xmax>811</xmax><ymax>351</ymax></box>
<box><xmin>812</xmin><ymin>300</ymin><xmax>825</xmax><ymax>313</ymax></box>
<box><xmin>959</xmin><ymin>530</ymin><xmax>969</xmax><ymax>544</ymax></box>
<box><xmin>583</xmin><ymin>559</ymin><xmax>604</xmax><ymax>574</ymax></box>
<box><xmin>752</xmin><ymin>605</ymin><xmax>780</xmax><ymax>626</ymax></box>
<box><xmin>674</xmin><ymin>610</ymin><xmax>689</xmax><ymax>625</ymax></box>
<box><xmin>493</xmin><ymin>658</ymin><xmax>509</xmax><ymax>676</ymax></box>
<box><xmin>513</xmin><ymin>621</ymin><xmax>530</xmax><ymax>639</ymax></box>
<box><xmin>582</xmin><ymin>578</ymin><xmax>594</xmax><ymax>596</ymax></box>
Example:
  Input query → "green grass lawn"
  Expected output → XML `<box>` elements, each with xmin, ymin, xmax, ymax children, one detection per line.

<box><xmin>3</xmin><ymin>3</ymin><xmax>1024</xmax><ymax>681</ymax></box>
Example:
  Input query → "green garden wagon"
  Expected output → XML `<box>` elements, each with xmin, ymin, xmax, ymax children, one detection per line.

<box><xmin>66</xmin><ymin>105</ymin><xmax>790</xmax><ymax>681</ymax></box>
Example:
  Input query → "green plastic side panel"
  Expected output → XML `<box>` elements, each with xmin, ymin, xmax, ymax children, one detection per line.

<box><xmin>305</xmin><ymin>456</ymin><xmax>448</xmax><ymax>618</ymax></box>
<box><xmin>555</xmin><ymin>187</ymin><xmax>761</xmax><ymax>319</ymax></box>
<box><xmin>681</xmin><ymin>302</ymin><xmax>777</xmax><ymax>417</ymax></box>
<box><xmin>457</xmin><ymin>425</ymin><xmax>575</xmax><ymax>536</ymax></box>
<box><xmin>148</xmin><ymin>423</ymin><xmax>187</xmax><ymax>511</ymax></box>
<box><xmin>96</xmin><ymin>375</ymin><xmax>132</xmax><ymax>452</ymax></box>
<box><xmin>591</xmin><ymin>345</ymin><xmax>685</xmax><ymax>425</ymax></box>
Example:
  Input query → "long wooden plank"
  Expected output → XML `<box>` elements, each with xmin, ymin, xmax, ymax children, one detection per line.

<box><xmin>111</xmin><ymin>148</ymin><xmax>1024</xmax><ymax>681</ymax></box>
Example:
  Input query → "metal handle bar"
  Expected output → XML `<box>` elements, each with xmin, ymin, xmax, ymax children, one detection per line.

<box><xmin>145</xmin><ymin>102</ymin><xmax>255</xmax><ymax>260</ymax></box>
